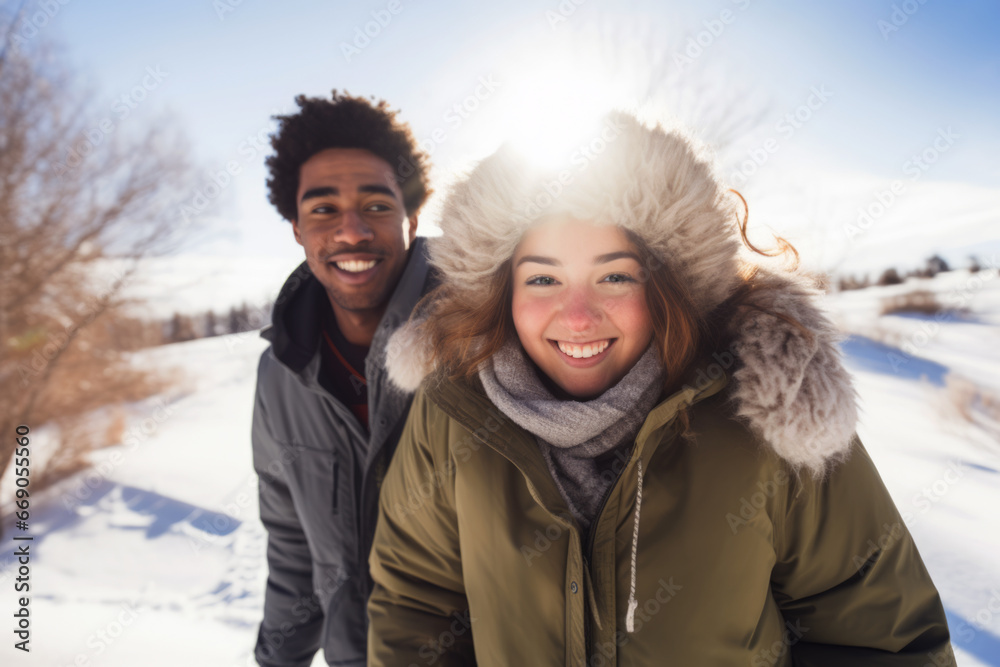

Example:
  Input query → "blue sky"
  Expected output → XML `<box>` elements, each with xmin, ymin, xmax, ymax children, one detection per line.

<box><xmin>10</xmin><ymin>0</ymin><xmax>1000</xmax><ymax>266</ymax></box>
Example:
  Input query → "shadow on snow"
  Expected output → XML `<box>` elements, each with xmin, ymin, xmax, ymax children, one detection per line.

<box><xmin>839</xmin><ymin>334</ymin><xmax>949</xmax><ymax>386</ymax></box>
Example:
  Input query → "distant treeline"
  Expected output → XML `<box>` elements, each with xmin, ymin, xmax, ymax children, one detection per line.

<box><xmin>837</xmin><ymin>254</ymin><xmax>993</xmax><ymax>292</ymax></box>
<box><xmin>162</xmin><ymin>301</ymin><xmax>274</xmax><ymax>344</ymax></box>
<box><xmin>150</xmin><ymin>255</ymin><xmax>996</xmax><ymax>346</ymax></box>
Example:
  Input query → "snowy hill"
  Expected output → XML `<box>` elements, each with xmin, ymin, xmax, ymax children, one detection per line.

<box><xmin>0</xmin><ymin>333</ymin><xmax>275</xmax><ymax>667</ymax></box>
<box><xmin>830</xmin><ymin>268</ymin><xmax>1000</xmax><ymax>666</ymax></box>
<box><xmin>2</xmin><ymin>269</ymin><xmax>999</xmax><ymax>666</ymax></box>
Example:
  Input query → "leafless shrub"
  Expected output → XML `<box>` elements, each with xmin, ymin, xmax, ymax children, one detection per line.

<box><xmin>942</xmin><ymin>374</ymin><xmax>1000</xmax><ymax>444</ymax></box>
<box><xmin>880</xmin><ymin>290</ymin><xmax>954</xmax><ymax>316</ymax></box>
<box><xmin>0</xmin><ymin>35</ymin><xmax>201</xmax><ymax>513</ymax></box>
<box><xmin>30</xmin><ymin>407</ymin><xmax>126</xmax><ymax>492</ymax></box>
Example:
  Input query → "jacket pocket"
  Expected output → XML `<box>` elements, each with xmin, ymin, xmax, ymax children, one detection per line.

<box><xmin>278</xmin><ymin>442</ymin><xmax>352</xmax><ymax>565</ymax></box>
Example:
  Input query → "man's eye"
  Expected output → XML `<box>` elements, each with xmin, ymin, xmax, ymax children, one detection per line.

<box><xmin>526</xmin><ymin>276</ymin><xmax>558</xmax><ymax>286</ymax></box>
<box><xmin>366</xmin><ymin>203</ymin><xmax>392</xmax><ymax>213</ymax></box>
<box><xmin>311</xmin><ymin>204</ymin><xmax>336</xmax><ymax>215</ymax></box>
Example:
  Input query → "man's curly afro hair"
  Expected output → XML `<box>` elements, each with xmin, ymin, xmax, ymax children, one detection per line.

<box><xmin>266</xmin><ymin>91</ymin><xmax>431</xmax><ymax>222</ymax></box>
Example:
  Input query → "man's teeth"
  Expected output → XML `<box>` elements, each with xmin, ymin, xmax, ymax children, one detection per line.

<box><xmin>556</xmin><ymin>340</ymin><xmax>610</xmax><ymax>359</ymax></box>
<box><xmin>335</xmin><ymin>259</ymin><xmax>378</xmax><ymax>273</ymax></box>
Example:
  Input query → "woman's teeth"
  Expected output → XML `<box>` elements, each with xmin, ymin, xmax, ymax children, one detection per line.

<box><xmin>556</xmin><ymin>340</ymin><xmax>610</xmax><ymax>358</ymax></box>
<box><xmin>335</xmin><ymin>259</ymin><xmax>378</xmax><ymax>273</ymax></box>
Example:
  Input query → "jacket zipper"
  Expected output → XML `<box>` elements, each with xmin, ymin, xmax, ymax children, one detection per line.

<box><xmin>582</xmin><ymin>443</ymin><xmax>636</xmax><ymax>659</ymax></box>
<box><xmin>332</xmin><ymin>461</ymin><xmax>339</xmax><ymax>514</ymax></box>
<box><xmin>302</xmin><ymin>363</ymin><xmax>375</xmax><ymax>588</ymax></box>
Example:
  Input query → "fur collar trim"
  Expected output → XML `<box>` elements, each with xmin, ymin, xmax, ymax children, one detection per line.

<box><xmin>387</xmin><ymin>268</ymin><xmax>857</xmax><ymax>476</ymax></box>
<box><xmin>387</xmin><ymin>113</ymin><xmax>858</xmax><ymax>476</ymax></box>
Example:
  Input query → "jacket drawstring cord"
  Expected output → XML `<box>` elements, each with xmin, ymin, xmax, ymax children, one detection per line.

<box><xmin>625</xmin><ymin>458</ymin><xmax>644</xmax><ymax>633</ymax></box>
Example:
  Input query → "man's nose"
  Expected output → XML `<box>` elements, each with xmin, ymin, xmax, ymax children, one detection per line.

<box><xmin>333</xmin><ymin>209</ymin><xmax>375</xmax><ymax>245</ymax></box>
<box><xmin>560</xmin><ymin>287</ymin><xmax>603</xmax><ymax>332</ymax></box>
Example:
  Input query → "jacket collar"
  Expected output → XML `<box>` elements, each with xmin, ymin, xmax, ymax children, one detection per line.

<box><xmin>424</xmin><ymin>369</ymin><xmax>729</xmax><ymax>516</ymax></box>
<box><xmin>261</xmin><ymin>236</ymin><xmax>432</xmax><ymax>382</ymax></box>
<box><xmin>634</xmin><ymin>371</ymin><xmax>728</xmax><ymax>454</ymax></box>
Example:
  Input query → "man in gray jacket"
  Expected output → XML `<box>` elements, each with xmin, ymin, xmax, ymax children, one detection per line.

<box><xmin>252</xmin><ymin>92</ymin><xmax>435</xmax><ymax>666</ymax></box>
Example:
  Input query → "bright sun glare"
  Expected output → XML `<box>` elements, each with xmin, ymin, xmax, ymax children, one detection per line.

<box><xmin>470</xmin><ymin>35</ymin><xmax>646</xmax><ymax>172</ymax></box>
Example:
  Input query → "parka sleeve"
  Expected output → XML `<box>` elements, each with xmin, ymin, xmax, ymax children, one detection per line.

<box><xmin>770</xmin><ymin>436</ymin><xmax>957</xmax><ymax>666</ymax></box>
<box><xmin>367</xmin><ymin>387</ymin><xmax>476</xmax><ymax>666</ymax></box>
<box><xmin>251</xmin><ymin>353</ymin><xmax>323</xmax><ymax>667</ymax></box>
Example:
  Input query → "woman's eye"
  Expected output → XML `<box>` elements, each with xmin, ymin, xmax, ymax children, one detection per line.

<box><xmin>602</xmin><ymin>273</ymin><xmax>635</xmax><ymax>283</ymax></box>
<box><xmin>526</xmin><ymin>276</ymin><xmax>557</xmax><ymax>286</ymax></box>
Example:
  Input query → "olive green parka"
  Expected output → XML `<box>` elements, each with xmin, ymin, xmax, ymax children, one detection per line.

<box><xmin>366</xmin><ymin>112</ymin><xmax>954</xmax><ymax>665</ymax></box>
<box><xmin>367</xmin><ymin>369</ymin><xmax>954</xmax><ymax>666</ymax></box>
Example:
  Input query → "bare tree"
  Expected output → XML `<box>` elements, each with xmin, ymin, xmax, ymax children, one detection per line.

<box><xmin>575</xmin><ymin>13</ymin><xmax>772</xmax><ymax>158</ymax></box>
<box><xmin>0</xmin><ymin>34</ymin><xmax>200</xmax><ymax>512</ymax></box>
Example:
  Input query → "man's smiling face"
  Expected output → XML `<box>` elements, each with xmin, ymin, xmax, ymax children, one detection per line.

<box><xmin>292</xmin><ymin>147</ymin><xmax>418</xmax><ymax>323</ymax></box>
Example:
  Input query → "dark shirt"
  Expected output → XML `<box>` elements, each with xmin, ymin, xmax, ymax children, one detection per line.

<box><xmin>318</xmin><ymin>297</ymin><xmax>370</xmax><ymax>433</ymax></box>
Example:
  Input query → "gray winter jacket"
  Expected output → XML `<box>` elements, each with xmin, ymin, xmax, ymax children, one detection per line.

<box><xmin>252</xmin><ymin>237</ymin><xmax>435</xmax><ymax>666</ymax></box>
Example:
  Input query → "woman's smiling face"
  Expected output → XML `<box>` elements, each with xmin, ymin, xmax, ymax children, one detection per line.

<box><xmin>511</xmin><ymin>218</ymin><xmax>654</xmax><ymax>400</ymax></box>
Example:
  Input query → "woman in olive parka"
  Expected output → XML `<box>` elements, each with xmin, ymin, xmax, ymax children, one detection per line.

<box><xmin>366</xmin><ymin>112</ymin><xmax>955</xmax><ymax>666</ymax></box>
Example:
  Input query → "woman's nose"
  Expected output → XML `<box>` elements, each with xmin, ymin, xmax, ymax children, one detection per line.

<box><xmin>334</xmin><ymin>209</ymin><xmax>375</xmax><ymax>245</ymax></box>
<box><xmin>559</xmin><ymin>287</ymin><xmax>603</xmax><ymax>332</ymax></box>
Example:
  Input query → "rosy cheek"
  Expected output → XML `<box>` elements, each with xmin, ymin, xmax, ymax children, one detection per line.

<box><xmin>605</xmin><ymin>294</ymin><xmax>651</xmax><ymax>336</ymax></box>
<box><xmin>512</xmin><ymin>296</ymin><xmax>550</xmax><ymax>333</ymax></box>
<box><xmin>600</xmin><ymin>293</ymin><xmax>638</xmax><ymax>315</ymax></box>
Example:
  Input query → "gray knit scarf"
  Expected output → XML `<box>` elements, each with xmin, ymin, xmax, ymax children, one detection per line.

<box><xmin>478</xmin><ymin>340</ymin><xmax>664</xmax><ymax>528</ymax></box>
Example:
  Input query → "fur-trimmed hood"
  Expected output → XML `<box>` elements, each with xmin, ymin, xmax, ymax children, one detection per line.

<box><xmin>388</xmin><ymin>112</ymin><xmax>858</xmax><ymax>476</ymax></box>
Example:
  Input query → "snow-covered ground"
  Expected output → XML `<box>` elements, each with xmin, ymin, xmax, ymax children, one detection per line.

<box><xmin>2</xmin><ymin>270</ymin><xmax>999</xmax><ymax>666</ymax></box>
<box><xmin>0</xmin><ymin>333</ymin><xmax>278</xmax><ymax>667</ymax></box>
<box><xmin>830</xmin><ymin>267</ymin><xmax>1000</xmax><ymax>667</ymax></box>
